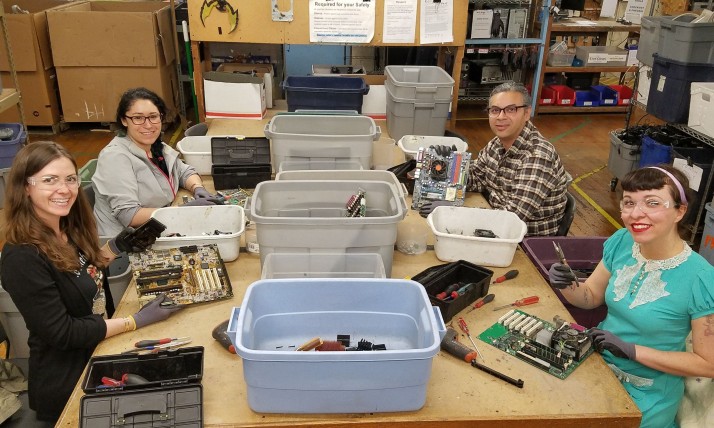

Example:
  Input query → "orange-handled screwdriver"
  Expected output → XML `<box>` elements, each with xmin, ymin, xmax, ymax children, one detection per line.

<box><xmin>492</xmin><ymin>295</ymin><xmax>539</xmax><ymax>311</ymax></box>
<box><xmin>134</xmin><ymin>337</ymin><xmax>189</xmax><ymax>348</ymax></box>
<box><xmin>457</xmin><ymin>317</ymin><xmax>485</xmax><ymax>362</ymax></box>
<box><xmin>467</xmin><ymin>293</ymin><xmax>495</xmax><ymax>312</ymax></box>
<box><xmin>492</xmin><ymin>269</ymin><xmax>519</xmax><ymax>284</ymax></box>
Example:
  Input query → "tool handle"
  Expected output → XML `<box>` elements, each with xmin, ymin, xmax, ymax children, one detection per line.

<box><xmin>515</xmin><ymin>296</ymin><xmax>539</xmax><ymax>306</ymax></box>
<box><xmin>494</xmin><ymin>269</ymin><xmax>519</xmax><ymax>283</ymax></box>
<box><xmin>436</xmin><ymin>283</ymin><xmax>461</xmax><ymax>300</ymax></box>
<box><xmin>471</xmin><ymin>360</ymin><xmax>524</xmax><ymax>388</ymax></box>
<box><xmin>441</xmin><ymin>328</ymin><xmax>478</xmax><ymax>362</ymax></box>
<box><xmin>475</xmin><ymin>294</ymin><xmax>495</xmax><ymax>308</ymax></box>
<box><xmin>134</xmin><ymin>338</ymin><xmax>171</xmax><ymax>348</ymax></box>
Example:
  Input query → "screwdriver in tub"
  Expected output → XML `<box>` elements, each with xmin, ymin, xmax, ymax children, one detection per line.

<box><xmin>492</xmin><ymin>295</ymin><xmax>540</xmax><ymax>311</ymax></box>
<box><xmin>492</xmin><ymin>269</ymin><xmax>519</xmax><ymax>284</ymax></box>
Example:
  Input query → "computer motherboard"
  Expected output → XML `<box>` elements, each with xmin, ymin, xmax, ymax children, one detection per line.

<box><xmin>411</xmin><ymin>146</ymin><xmax>471</xmax><ymax>209</ymax></box>
<box><xmin>478</xmin><ymin>310</ymin><xmax>594</xmax><ymax>379</ymax></box>
<box><xmin>129</xmin><ymin>244</ymin><xmax>233</xmax><ymax>307</ymax></box>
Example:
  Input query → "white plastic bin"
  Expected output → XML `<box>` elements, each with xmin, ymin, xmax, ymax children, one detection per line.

<box><xmin>397</xmin><ymin>135</ymin><xmax>469</xmax><ymax>160</ymax></box>
<box><xmin>261</xmin><ymin>253</ymin><xmax>386</xmax><ymax>279</ymax></box>
<box><xmin>426</xmin><ymin>206</ymin><xmax>527</xmax><ymax>267</ymax></box>
<box><xmin>151</xmin><ymin>205</ymin><xmax>245</xmax><ymax>262</ymax></box>
<box><xmin>226</xmin><ymin>278</ymin><xmax>446</xmax><ymax>413</ymax></box>
<box><xmin>176</xmin><ymin>135</ymin><xmax>244</xmax><ymax>175</ymax></box>
<box><xmin>688</xmin><ymin>82</ymin><xmax>714</xmax><ymax>139</ymax></box>
<box><xmin>250</xmin><ymin>180</ymin><xmax>404</xmax><ymax>276</ymax></box>
<box><xmin>274</xmin><ymin>169</ymin><xmax>408</xmax><ymax>218</ymax></box>
<box><xmin>263</xmin><ymin>114</ymin><xmax>380</xmax><ymax>170</ymax></box>
<box><xmin>385</xmin><ymin>65</ymin><xmax>454</xmax><ymax>101</ymax></box>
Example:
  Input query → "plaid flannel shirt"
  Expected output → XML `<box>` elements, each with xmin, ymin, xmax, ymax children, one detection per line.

<box><xmin>467</xmin><ymin>121</ymin><xmax>568</xmax><ymax>236</ymax></box>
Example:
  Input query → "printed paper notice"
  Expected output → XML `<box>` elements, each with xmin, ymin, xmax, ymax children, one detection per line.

<box><xmin>673</xmin><ymin>158</ymin><xmax>703</xmax><ymax>191</ymax></box>
<box><xmin>624</xmin><ymin>0</ymin><xmax>647</xmax><ymax>24</ymax></box>
<box><xmin>420</xmin><ymin>0</ymin><xmax>453</xmax><ymax>44</ymax></box>
<box><xmin>383</xmin><ymin>0</ymin><xmax>417</xmax><ymax>43</ymax></box>
<box><xmin>310</xmin><ymin>0</ymin><xmax>375</xmax><ymax>43</ymax></box>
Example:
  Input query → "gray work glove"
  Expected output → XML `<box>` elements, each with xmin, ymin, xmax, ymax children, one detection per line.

<box><xmin>588</xmin><ymin>328</ymin><xmax>636</xmax><ymax>360</ymax></box>
<box><xmin>418</xmin><ymin>200</ymin><xmax>453</xmax><ymax>218</ymax></box>
<box><xmin>181</xmin><ymin>198</ymin><xmax>218</xmax><ymax>207</ymax></box>
<box><xmin>548</xmin><ymin>262</ymin><xmax>578</xmax><ymax>289</ymax></box>
<box><xmin>193</xmin><ymin>187</ymin><xmax>224</xmax><ymax>205</ymax></box>
<box><xmin>132</xmin><ymin>294</ymin><xmax>183</xmax><ymax>329</ymax></box>
<box><xmin>430</xmin><ymin>144</ymin><xmax>457</xmax><ymax>157</ymax></box>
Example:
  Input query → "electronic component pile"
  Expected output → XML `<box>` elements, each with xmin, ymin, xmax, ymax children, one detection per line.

<box><xmin>412</xmin><ymin>146</ymin><xmax>471</xmax><ymax>209</ymax></box>
<box><xmin>129</xmin><ymin>244</ymin><xmax>233</xmax><ymax>307</ymax></box>
<box><xmin>478</xmin><ymin>310</ymin><xmax>594</xmax><ymax>379</ymax></box>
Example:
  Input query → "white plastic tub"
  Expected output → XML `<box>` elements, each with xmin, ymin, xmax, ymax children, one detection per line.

<box><xmin>176</xmin><ymin>135</ymin><xmax>244</xmax><ymax>175</ymax></box>
<box><xmin>397</xmin><ymin>135</ymin><xmax>469</xmax><ymax>160</ymax></box>
<box><xmin>261</xmin><ymin>253</ymin><xmax>386</xmax><ymax>279</ymax></box>
<box><xmin>427</xmin><ymin>206</ymin><xmax>527</xmax><ymax>267</ymax></box>
<box><xmin>151</xmin><ymin>205</ymin><xmax>245</xmax><ymax>262</ymax></box>
<box><xmin>227</xmin><ymin>278</ymin><xmax>446</xmax><ymax>413</ymax></box>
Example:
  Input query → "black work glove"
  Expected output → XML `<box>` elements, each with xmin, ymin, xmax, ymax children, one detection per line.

<box><xmin>430</xmin><ymin>144</ymin><xmax>458</xmax><ymax>157</ymax></box>
<box><xmin>588</xmin><ymin>328</ymin><xmax>636</xmax><ymax>360</ymax></box>
<box><xmin>131</xmin><ymin>294</ymin><xmax>184</xmax><ymax>329</ymax></box>
<box><xmin>418</xmin><ymin>200</ymin><xmax>453</xmax><ymax>218</ymax></box>
<box><xmin>108</xmin><ymin>219</ymin><xmax>166</xmax><ymax>254</ymax></box>
<box><xmin>548</xmin><ymin>262</ymin><xmax>578</xmax><ymax>289</ymax></box>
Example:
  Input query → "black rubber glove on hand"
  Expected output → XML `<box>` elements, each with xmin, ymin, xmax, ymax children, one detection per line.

<box><xmin>181</xmin><ymin>198</ymin><xmax>218</xmax><ymax>207</ymax></box>
<box><xmin>193</xmin><ymin>187</ymin><xmax>224</xmax><ymax>205</ymax></box>
<box><xmin>108</xmin><ymin>226</ymin><xmax>158</xmax><ymax>254</ymax></box>
<box><xmin>588</xmin><ymin>328</ymin><xmax>636</xmax><ymax>360</ymax></box>
<box><xmin>548</xmin><ymin>262</ymin><xmax>578</xmax><ymax>289</ymax></box>
<box><xmin>418</xmin><ymin>200</ymin><xmax>453</xmax><ymax>218</ymax></box>
<box><xmin>131</xmin><ymin>294</ymin><xmax>183</xmax><ymax>329</ymax></box>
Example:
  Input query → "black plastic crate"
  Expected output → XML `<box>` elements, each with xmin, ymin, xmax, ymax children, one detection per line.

<box><xmin>211</xmin><ymin>136</ymin><xmax>271</xmax><ymax>166</ymax></box>
<box><xmin>282</xmin><ymin>76</ymin><xmax>369</xmax><ymax>113</ymax></box>
<box><xmin>647</xmin><ymin>54</ymin><xmax>714</xmax><ymax>123</ymax></box>
<box><xmin>212</xmin><ymin>164</ymin><xmax>272</xmax><ymax>190</ymax></box>
<box><xmin>411</xmin><ymin>260</ymin><xmax>492</xmax><ymax>323</ymax></box>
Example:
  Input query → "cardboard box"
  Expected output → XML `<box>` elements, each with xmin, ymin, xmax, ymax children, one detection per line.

<box><xmin>47</xmin><ymin>1</ymin><xmax>178</xmax><ymax>123</ymax></box>
<box><xmin>216</xmin><ymin>63</ymin><xmax>275</xmax><ymax>108</ymax></box>
<box><xmin>203</xmin><ymin>71</ymin><xmax>266</xmax><ymax>120</ymax></box>
<box><xmin>0</xmin><ymin>0</ymin><xmax>74</xmax><ymax>126</ymax></box>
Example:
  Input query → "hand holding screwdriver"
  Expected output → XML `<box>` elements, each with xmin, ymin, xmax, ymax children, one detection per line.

<box><xmin>492</xmin><ymin>270</ymin><xmax>518</xmax><ymax>284</ymax></box>
<box><xmin>492</xmin><ymin>295</ymin><xmax>539</xmax><ymax>311</ymax></box>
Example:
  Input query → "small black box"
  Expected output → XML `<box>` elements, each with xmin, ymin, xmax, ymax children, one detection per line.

<box><xmin>212</xmin><ymin>164</ymin><xmax>272</xmax><ymax>190</ymax></box>
<box><xmin>210</xmin><ymin>136</ymin><xmax>272</xmax><ymax>190</ymax></box>
<box><xmin>411</xmin><ymin>260</ymin><xmax>493</xmax><ymax>323</ymax></box>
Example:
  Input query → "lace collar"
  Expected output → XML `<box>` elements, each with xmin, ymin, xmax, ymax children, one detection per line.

<box><xmin>631</xmin><ymin>241</ymin><xmax>691</xmax><ymax>272</ymax></box>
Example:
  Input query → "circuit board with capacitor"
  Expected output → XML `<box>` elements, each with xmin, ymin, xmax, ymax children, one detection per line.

<box><xmin>129</xmin><ymin>244</ymin><xmax>233</xmax><ymax>307</ymax></box>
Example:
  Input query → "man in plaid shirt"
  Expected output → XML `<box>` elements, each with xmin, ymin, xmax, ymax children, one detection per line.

<box><xmin>468</xmin><ymin>82</ymin><xmax>568</xmax><ymax>236</ymax></box>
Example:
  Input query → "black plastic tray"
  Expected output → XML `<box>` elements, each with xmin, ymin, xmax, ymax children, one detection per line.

<box><xmin>411</xmin><ymin>260</ymin><xmax>492</xmax><ymax>323</ymax></box>
<box><xmin>212</xmin><ymin>164</ymin><xmax>272</xmax><ymax>190</ymax></box>
<box><xmin>211</xmin><ymin>136</ymin><xmax>271</xmax><ymax>165</ymax></box>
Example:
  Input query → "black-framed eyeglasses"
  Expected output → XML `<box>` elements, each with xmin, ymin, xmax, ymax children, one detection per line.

<box><xmin>125</xmin><ymin>113</ymin><xmax>163</xmax><ymax>125</ymax></box>
<box><xmin>486</xmin><ymin>104</ymin><xmax>528</xmax><ymax>117</ymax></box>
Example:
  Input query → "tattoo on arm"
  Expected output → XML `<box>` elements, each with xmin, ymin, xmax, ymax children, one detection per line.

<box><xmin>583</xmin><ymin>287</ymin><xmax>590</xmax><ymax>306</ymax></box>
<box><xmin>705</xmin><ymin>314</ymin><xmax>714</xmax><ymax>337</ymax></box>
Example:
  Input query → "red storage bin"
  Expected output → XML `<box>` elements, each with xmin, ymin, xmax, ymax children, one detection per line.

<box><xmin>610</xmin><ymin>85</ymin><xmax>634</xmax><ymax>106</ymax></box>
<box><xmin>550</xmin><ymin>85</ymin><xmax>576</xmax><ymax>106</ymax></box>
<box><xmin>539</xmin><ymin>86</ymin><xmax>556</xmax><ymax>105</ymax></box>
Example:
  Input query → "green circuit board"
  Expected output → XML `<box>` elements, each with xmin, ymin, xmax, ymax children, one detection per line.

<box><xmin>478</xmin><ymin>310</ymin><xmax>594</xmax><ymax>379</ymax></box>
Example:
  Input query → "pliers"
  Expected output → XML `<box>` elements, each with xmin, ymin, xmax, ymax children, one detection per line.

<box><xmin>553</xmin><ymin>242</ymin><xmax>579</xmax><ymax>286</ymax></box>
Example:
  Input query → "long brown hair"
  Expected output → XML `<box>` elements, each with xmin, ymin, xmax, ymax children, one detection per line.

<box><xmin>3</xmin><ymin>141</ymin><xmax>105</xmax><ymax>271</ymax></box>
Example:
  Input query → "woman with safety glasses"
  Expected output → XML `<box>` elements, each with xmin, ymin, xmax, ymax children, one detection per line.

<box><xmin>92</xmin><ymin>87</ymin><xmax>221</xmax><ymax>236</ymax></box>
<box><xmin>548</xmin><ymin>165</ymin><xmax>714</xmax><ymax>428</ymax></box>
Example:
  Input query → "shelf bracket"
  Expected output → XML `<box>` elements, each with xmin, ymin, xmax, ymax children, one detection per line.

<box><xmin>271</xmin><ymin>0</ymin><xmax>293</xmax><ymax>22</ymax></box>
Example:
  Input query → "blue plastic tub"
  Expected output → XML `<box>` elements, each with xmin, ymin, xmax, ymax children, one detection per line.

<box><xmin>0</xmin><ymin>123</ymin><xmax>26</xmax><ymax>168</ymax></box>
<box><xmin>591</xmin><ymin>85</ymin><xmax>618</xmax><ymax>105</ymax></box>
<box><xmin>574</xmin><ymin>90</ymin><xmax>601</xmax><ymax>107</ymax></box>
<box><xmin>282</xmin><ymin>76</ymin><xmax>369</xmax><ymax>113</ymax></box>
<box><xmin>639</xmin><ymin>135</ymin><xmax>672</xmax><ymax>167</ymax></box>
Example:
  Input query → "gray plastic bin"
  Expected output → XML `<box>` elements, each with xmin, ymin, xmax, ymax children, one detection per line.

<box><xmin>263</xmin><ymin>114</ymin><xmax>380</xmax><ymax>170</ymax></box>
<box><xmin>250</xmin><ymin>180</ymin><xmax>404</xmax><ymax>276</ymax></box>
<box><xmin>607</xmin><ymin>130</ymin><xmax>641</xmax><ymax>181</ymax></box>
<box><xmin>699</xmin><ymin>203</ymin><xmax>714</xmax><ymax>265</ymax></box>
<box><xmin>99</xmin><ymin>237</ymin><xmax>133</xmax><ymax>309</ymax></box>
<box><xmin>277</xmin><ymin>160</ymin><xmax>363</xmax><ymax>172</ymax></box>
<box><xmin>658</xmin><ymin>15</ymin><xmax>714</xmax><ymax>64</ymax></box>
<box><xmin>226</xmin><ymin>278</ymin><xmax>445</xmax><ymax>413</ymax></box>
<box><xmin>385</xmin><ymin>66</ymin><xmax>454</xmax><ymax>101</ymax></box>
<box><xmin>386</xmin><ymin>84</ymin><xmax>451</xmax><ymax>142</ymax></box>
<box><xmin>637</xmin><ymin>16</ymin><xmax>665</xmax><ymax>67</ymax></box>
<box><xmin>261</xmin><ymin>253</ymin><xmax>386</xmax><ymax>279</ymax></box>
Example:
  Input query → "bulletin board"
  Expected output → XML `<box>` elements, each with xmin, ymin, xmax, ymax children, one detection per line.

<box><xmin>189</xmin><ymin>0</ymin><xmax>468</xmax><ymax>46</ymax></box>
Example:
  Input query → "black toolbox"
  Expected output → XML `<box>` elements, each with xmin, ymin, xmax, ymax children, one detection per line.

<box><xmin>210</xmin><ymin>136</ymin><xmax>271</xmax><ymax>190</ymax></box>
<box><xmin>411</xmin><ymin>260</ymin><xmax>493</xmax><ymax>323</ymax></box>
<box><xmin>79</xmin><ymin>346</ymin><xmax>204</xmax><ymax>427</ymax></box>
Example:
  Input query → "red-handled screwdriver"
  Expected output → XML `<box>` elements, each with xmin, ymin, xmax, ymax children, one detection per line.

<box><xmin>134</xmin><ymin>337</ymin><xmax>189</xmax><ymax>348</ymax></box>
<box><xmin>467</xmin><ymin>293</ymin><xmax>495</xmax><ymax>312</ymax></box>
<box><xmin>457</xmin><ymin>317</ymin><xmax>485</xmax><ymax>362</ymax></box>
<box><xmin>492</xmin><ymin>295</ymin><xmax>540</xmax><ymax>311</ymax></box>
<box><xmin>436</xmin><ymin>283</ymin><xmax>461</xmax><ymax>300</ymax></box>
<box><xmin>492</xmin><ymin>269</ymin><xmax>519</xmax><ymax>284</ymax></box>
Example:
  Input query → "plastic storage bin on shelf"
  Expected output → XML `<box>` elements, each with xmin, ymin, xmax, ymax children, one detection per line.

<box><xmin>250</xmin><ymin>180</ymin><xmax>404</xmax><ymax>276</ymax></box>
<box><xmin>699</xmin><ymin>203</ymin><xmax>714</xmax><ymax>265</ymax></box>
<box><xmin>575</xmin><ymin>46</ymin><xmax>628</xmax><ymax>66</ymax></box>
<box><xmin>385</xmin><ymin>65</ymin><xmax>454</xmax><ymax>100</ymax></box>
<box><xmin>426</xmin><ymin>206</ymin><xmax>527</xmax><ymax>267</ymax></box>
<box><xmin>151</xmin><ymin>205</ymin><xmax>245</xmax><ymax>262</ymax></box>
<box><xmin>608</xmin><ymin>130</ymin><xmax>641</xmax><ymax>181</ymax></box>
<box><xmin>609</xmin><ymin>85</ymin><xmax>633</xmax><ymax>106</ymax></box>
<box><xmin>539</xmin><ymin>86</ymin><xmax>556</xmax><ymax>105</ymax></box>
<box><xmin>647</xmin><ymin>54</ymin><xmax>714</xmax><ymax>123</ymax></box>
<box><xmin>521</xmin><ymin>236</ymin><xmax>609</xmax><ymax>328</ymax></box>
<box><xmin>688</xmin><ymin>82</ymin><xmax>714</xmax><ymax>139</ymax></box>
<box><xmin>176</xmin><ymin>135</ymin><xmax>243</xmax><ymax>175</ymax></box>
<box><xmin>396</xmin><ymin>135</ymin><xmax>468</xmax><ymax>160</ymax></box>
<box><xmin>574</xmin><ymin>90</ymin><xmax>601</xmax><ymax>107</ymax></box>
<box><xmin>282</xmin><ymin>76</ymin><xmax>369</xmax><ymax>113</ymax></box>
<box><xmin>274</xmin><ymin>169</ymin><xmax>408</xmax><ymax>217</ymax></box>
<box><xmin>263</xmin><ymin>113</ymin><xmax>379</xmax><ymax>171</ymax></box>
<box><xmin>261</xmin><ymin>253</ymin><xmax>386</xmax><ymax>279</ymax></box>
<box><xmin>550</xmin><ymin>85</ymin><xmax>576</xmax><ymax>106</ymax></box>
<box><xmin>0</xmin><ymin>123</ymin><xmax>26</xmax><ymax>168</ymax></box>
<box><xmin>591</xmin><ymin>85</ymin><xmax>618</xmax><ymax>106</ymax></box>
<box><xmin>658</xmin><ymin>15</ymin><xmax>714</xmax><ymax>64</ymax></box>
<box><xmin>546</xmin><ymin>50</ymin><xmax>575</xmax><ymax>66</ymax></box>
<box><xmin>226</xmin><ymin>278</ymin><xmax>445</xmax><ymax>413</ymax></box>
<box><xmin>637</xmin><ymin>16</ymin><xmax>665</xmax><ymax>67</ymax></box>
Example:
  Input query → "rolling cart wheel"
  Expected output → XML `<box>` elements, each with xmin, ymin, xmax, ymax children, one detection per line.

<box><xmin>610</xmin><ymin>178</ymin><xmax>618</xmax><ymax>192</ymax></box>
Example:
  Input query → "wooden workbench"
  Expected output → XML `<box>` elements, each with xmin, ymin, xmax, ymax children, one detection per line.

<box><xmin>56</xmin><ymin>117</ymin><xmax>641</xmax><ymax>427</ymax></box>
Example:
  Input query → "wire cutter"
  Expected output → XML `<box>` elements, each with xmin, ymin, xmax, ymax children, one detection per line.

<box><xmin>553</xmin><ymin>242</ymin><xmax>579</xmax><ymax>287</ymax></box>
